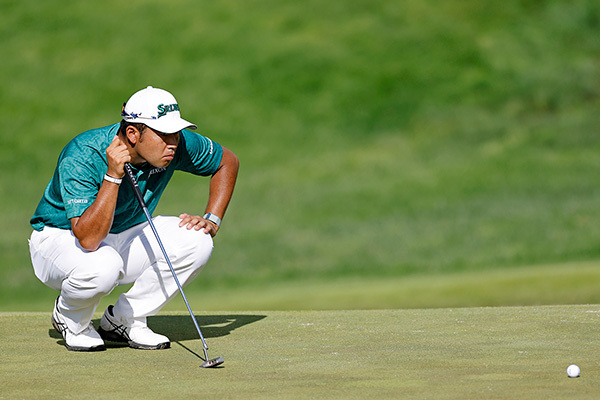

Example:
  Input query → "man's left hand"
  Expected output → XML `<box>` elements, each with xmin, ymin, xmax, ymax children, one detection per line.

<box><xmin>178</xmin><ymin>213</ymin><xmax>219</xmax><ymax>237</ymax></box>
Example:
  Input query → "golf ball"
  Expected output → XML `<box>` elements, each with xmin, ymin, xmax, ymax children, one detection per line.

<box><xmin>567</xmin><ymin>364</ymin><xmax>580</xmax><ymax>378</ymax></box>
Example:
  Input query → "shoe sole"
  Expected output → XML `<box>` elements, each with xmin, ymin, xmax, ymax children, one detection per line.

<box><xmin>97</xmin><ymin>327</ymin><xmax>170</xmax><ymax>350</ymax></box>
<box><xmin>129</xmin><ymin>341</ymin><xmax>171</xmax><ymax>350</ymax></box>
<box><xmin>65</xmin><ymin>343</ymin><xmax>106</xmax><ymax>352</ymax></box>
<box><xmin>51</xmin><ymin>317</ymin><xmax>106</xmax><ymax>352</ymax></box>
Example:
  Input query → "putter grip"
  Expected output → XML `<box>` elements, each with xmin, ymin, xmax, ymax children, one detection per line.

<box><xmin>123</xmin><ymin>163</ymin><xmax>146</xmax><ymax>207</ymax></box>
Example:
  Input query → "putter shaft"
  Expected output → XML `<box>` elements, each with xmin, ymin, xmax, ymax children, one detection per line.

<box><xmin>124</xmin><ymin>163</ymin><xmax>219</xmax><ymax>365</ymax></box>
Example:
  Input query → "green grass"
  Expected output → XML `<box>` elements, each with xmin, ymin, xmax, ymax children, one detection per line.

<box><xmin>2</xmin><ymin>306</ymin><xmax>600</xmax><ymax>399</ymax></box>
<box><xmin>6</xmin><ymin>260</ymin><xmax>600</xmax><ymax>312</ymax></box>
<box><xmin>3</xmin><ymin>3</ymin><xmax>600</xmax><ymax>397</ymax></box>
<box><xmin>2</xmin><ymin>0</ymin><xmax>600</xmax><ymax>309</ymax></box>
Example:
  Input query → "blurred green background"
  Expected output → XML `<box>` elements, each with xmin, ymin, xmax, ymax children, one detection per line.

<box><xmin>1</xmin><ymin>0</ymin><xmax>600</xmax><ymax>311</ymax></box>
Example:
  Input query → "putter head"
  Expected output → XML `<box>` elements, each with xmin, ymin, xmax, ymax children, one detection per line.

<box><xmin>200</xmin><ymin>356</ymin><xmax>224</xmax><ymax>368</ymax></box>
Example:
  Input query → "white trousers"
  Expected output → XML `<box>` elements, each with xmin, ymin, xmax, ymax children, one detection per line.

<box><xmin>29</xmin><ymin>216</ymin><xmax>213</xmax><ymax>334</ymax></box>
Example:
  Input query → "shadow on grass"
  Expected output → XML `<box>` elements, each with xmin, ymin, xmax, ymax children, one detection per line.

<box><xmin>49</xmin><ymin>314</ymin><xmax>267</xmax><ymax>353</ymax></box>
<box><xmin>148</xmin><ymin>314</ymin><xmax>267</xmax><ymax>341</ymax></box>
<box><xmin>150</xmin><ymin>314</ymin><xmax>267</xmax><ymax>363</ymax></box>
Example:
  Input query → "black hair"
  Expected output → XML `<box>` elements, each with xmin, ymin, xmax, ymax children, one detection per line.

<box><xmin>118</xmin><ymin>120</ymin><xmax>147</xmax><ymax>136</ymax></box>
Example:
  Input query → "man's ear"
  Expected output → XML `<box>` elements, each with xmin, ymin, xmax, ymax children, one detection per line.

<box><xmin>125</xmin><ymin>125</ymin><xmax>141</xmax><ymax>146</ymax></box>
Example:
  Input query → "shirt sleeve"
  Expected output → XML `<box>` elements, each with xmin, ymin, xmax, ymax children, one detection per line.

<box><xmin>174</xmin><ymin>130</ymin><xmax>223</xmax><ymax>176</ymax></box>
<box><xmin>58</xmin><ymin>156</ymin><xmax>102</xmax><ymax>220</ymax></box>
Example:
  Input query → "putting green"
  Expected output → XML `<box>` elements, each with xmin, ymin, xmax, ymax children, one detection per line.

<box><xmin>1</xmin><ymin>306</ymin><xmax>598</xmax><ymax>399</ymax></box>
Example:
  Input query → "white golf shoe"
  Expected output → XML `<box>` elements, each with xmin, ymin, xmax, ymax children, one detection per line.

<box><xmin>51</xmin><ymin>297</ymin><xmax>106</xmax><ymax>352</ymax></box>
<box><xmin>97</xmin><ymin>305</ymin><xmax>170</xmax><ymax>350</ymax></box>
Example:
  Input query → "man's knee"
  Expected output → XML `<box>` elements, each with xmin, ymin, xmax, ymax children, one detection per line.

<box><xmin>66</xmin><ymin>247</ymin><xmax>123</xmax><ymax>297</ymax></box>
<box><xmin>175</xmin><ymin>229</ymin><xmax>214</xmax><ymax>271</ymax></box>
<box><xmin>155</xmin><ymin>216</ymin><xmax>214</xmax><ymax>269</ymax></box>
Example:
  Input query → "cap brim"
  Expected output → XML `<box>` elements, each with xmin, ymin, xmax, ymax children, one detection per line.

<box><xmin>143</xmin><ymin>117</ymin><xmax>197</xmax><ymax>134</ymax></box>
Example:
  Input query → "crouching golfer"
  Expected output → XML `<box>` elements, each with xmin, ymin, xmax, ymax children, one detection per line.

<box><xmin>28</xmin><ymin>86</ymin><xmax>239</xmax><ymax>351</ymax></box>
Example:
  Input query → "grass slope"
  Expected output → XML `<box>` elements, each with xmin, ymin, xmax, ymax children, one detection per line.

<box><xmin>1</xmin><ymin>0</ymin><xmax>600</xmax><ymax>309</ymax></box>
<box><xmin>4</xmin><ymin>260</ymin><xmax>600</xmax><ymax>312</ymax></box>
<box><xmin>2</xmin><ymin>306</ymin><xmax>600</xmax><ymax>399</ymax></box>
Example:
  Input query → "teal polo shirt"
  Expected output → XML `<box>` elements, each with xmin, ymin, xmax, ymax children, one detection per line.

<box><xmin>30</xmin><ymin>123</ymin><xmax>223</xmax><ymax>233</ymax></box>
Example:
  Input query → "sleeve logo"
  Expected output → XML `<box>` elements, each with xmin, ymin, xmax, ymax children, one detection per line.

<box><xmin>67</xmin><ymin>199</ymin><xmax>89</xmax><ymax>205</ymax></box>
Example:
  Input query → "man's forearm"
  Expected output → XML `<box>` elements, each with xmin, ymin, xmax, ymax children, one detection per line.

<box><xmin>205</xmin><ymin>147</ymin><xmax>239</xmax><ymax>220</ymax></box>
<box><xmin>71</xmin><ymin>180</ymin><xmax>120</xmax><ymax>251</ymax></box>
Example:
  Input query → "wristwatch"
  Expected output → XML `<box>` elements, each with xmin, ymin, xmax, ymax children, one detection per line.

<box><xmin>203</xmin><ymin>213</ymin><xmax>222</xmax><ymax>228</ymax></box>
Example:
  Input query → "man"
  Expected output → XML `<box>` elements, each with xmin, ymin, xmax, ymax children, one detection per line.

<box><xmin>28</xmin><ymin>86</ymin><xmax>239</xmax><ymax>352</ymax></box>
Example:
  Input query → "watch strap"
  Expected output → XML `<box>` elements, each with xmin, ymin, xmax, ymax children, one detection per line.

<box><xmin>203</xmin><ymin>213</ymin><xmax>222</xmax><ymax>227</ymax></box>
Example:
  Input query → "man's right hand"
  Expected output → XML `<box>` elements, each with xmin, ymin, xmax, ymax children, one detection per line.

<box><xmin>106</xmin><ymin>135</ymin><xmax>131</xmax><ymax>178</ymax></box>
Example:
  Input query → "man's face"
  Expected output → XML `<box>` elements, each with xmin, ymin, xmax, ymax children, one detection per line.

<box><xmin>136</xmin><ymin>127</ymin><xmax>179</xmax><ymax>168</ymax></box>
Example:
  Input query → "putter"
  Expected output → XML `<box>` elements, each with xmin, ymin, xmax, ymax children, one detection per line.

<box><xmin>124</xmin><ymin>163</ymin><xmax>224</xmax><ymax>368</ymax></box>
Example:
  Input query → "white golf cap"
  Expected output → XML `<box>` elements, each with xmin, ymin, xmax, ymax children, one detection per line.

<box><xmin>121</xmin><ymin>86</ymin><xmax>197</xmax><ymax>134</ymax></box>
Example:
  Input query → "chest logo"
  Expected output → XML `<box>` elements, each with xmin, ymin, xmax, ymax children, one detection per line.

<box><xmin>148</xmin><ymin>167</ymin><xmax>167</xmax><ymax>177</ymax></box>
